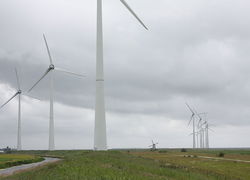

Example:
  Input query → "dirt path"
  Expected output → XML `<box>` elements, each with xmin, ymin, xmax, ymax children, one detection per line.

<box><xmin>0</xmin><ymin>157</ymin><xmax>61</xmax><ymax>177</ymax></box>
<box><xmin>197</xmin><ymin>155</ymin><xmax>250</xmax><ymax>163</ymax></box>
<box><xmin>179</xmin><ymin>155</ymin><xmax>250</xmax><ymax>163</ymax></box>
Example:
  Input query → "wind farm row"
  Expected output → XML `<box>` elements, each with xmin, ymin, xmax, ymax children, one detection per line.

<box><xmin>186</xmin><ymin>103</ymin><xmax>214</xmax><ymax>149</ymax></box>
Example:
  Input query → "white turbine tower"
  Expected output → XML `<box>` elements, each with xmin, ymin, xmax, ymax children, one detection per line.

<box><xmin>202</xmin><ymin>115</ymin><xmax>214</xmax><ymax>149</ymax></box>
<box><xmin>186</xmin><ymin>103</ymin><xmax>196</xmax><ymax>149</ymax></box>
<box><xmin>28</xmin><ymin>34</ymin><xmax>85</xmax><ymax>150</ymax></box>
<box><xmin>1</xmin><ymin>69</ymin><xmax>22</xmax><ymax>150</ymax></box>
<box><xmin>197</xmin><ymin>115</ymin><xmax>207</xmax><ymax>149</ymax></box>
<box><xmin>197</xmin><ymin>112</ymin><xmax>212</xmax><ymax>149</ymax></box>
<box><xmin>197</xmin><ymin>114</ymin><xmax>204</xmax><ymax>148</ymax></box>
<box><xmin>94</xmin><ymin>0</ymin><xmax>148</xmax><ymax>150</ymax></box>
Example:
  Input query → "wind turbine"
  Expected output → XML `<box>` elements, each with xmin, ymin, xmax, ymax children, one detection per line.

<box><xmin>197</xmin><ymin>112</ymin><xmax>213</xmax><ymax>149</ymax></box>
<box><xmin>193</xmin><ymin>110</ymin><xmax>207</xmax><ymax>149</ymax></box>
<box><xmin>197</xmin><ymin>114</ymin><xmax>208</xmax><ymax>149</ymax></box>
<box><xmin>196</xmin><ymin>131</ymin><xmax>199</xmax><ymax>148</ymax></box>
<box><xmin>94</xmin><ymin>0</ymin><xmax>148</xmax><ymax>150</ymax></box>
<box><xmin>1</xmin><ymin>69</ymin><xmax>22</xmax><ymax>150</ymax></box>
<box><xmin>202</xmin><ymin>115</ymin><xmax>214</xmax><ymax>149</ymax></box>
<box><xmin>185</xmin><ymin>103</ymin><xmax>196</xmax><ymax>149</ymax></box>
<box><xmin>28</xmin><ymin>34</ymin><xmax>85</xmax><ymax>151</ymax></box>
<box><xmin>149</xmin><ymin>140</ymin><xmax>158</xmax><ymax>151</ymax></box>
<box><xmin>205</xmin><ymin>122</ymin><xmax>209</xmax><ymax>148</ymax></box>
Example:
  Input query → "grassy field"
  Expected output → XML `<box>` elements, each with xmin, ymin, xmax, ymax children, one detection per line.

<box><xmin>0</xmin><ymin>149</ymin><xmax>249</xmax><ymax>180</ymax></box>
<box><xmin>0</xmin><ymin>154</ymin><xmax>43</xmax><ymax>169</ymax></box>
<box><xmin>131</xmin><ymin>149</ymin><xmax>250</xmax><ymax>180</ymax></box>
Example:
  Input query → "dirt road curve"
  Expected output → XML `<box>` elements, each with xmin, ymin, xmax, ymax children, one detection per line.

<box><xmin>0</xmin><ymin>157</ymin><xmax>61</xmax><ymax>177</ymax></box>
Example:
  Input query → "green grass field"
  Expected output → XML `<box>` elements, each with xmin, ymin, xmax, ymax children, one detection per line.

<box><xmin>0</xmin><ymin>154</ymin><xmax>43</xmax><ymax>169</ymax></box>
<box><xmin>132</xmin><ymin>150</ymin><xmax>250</xmax><ymax>180</ymax></box>
<box><xmin>0</xmin><ymin>149</ymin><xmax>250</xmax><ymax>180</ymax></box>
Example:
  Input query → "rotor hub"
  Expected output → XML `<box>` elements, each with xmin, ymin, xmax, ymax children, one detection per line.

<box><xmin>49</xmin><ymin>64</ymin><xmax>55</xmax><ymax>70</ymax></box>
<box><xmin>18</xmin><ymin>90</ymin><xmax>22</xmax><ymax>94</ymax></box>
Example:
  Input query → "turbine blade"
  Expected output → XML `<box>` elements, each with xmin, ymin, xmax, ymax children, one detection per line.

<box><xmin>28</xmin><ymin>68</ymin><xmax>51</xmax><ymax>92</ymax></box>
<box><xmin>43</xmin><ymin>34</ymin><xmax>53</xmax><ymax>65</ymax></box>
<box><xmin>193</xmin><ymin>108</ymin><xmax>202</xmax><ymax>120</ymax></box>
<box><xmin>0</xmin><ymin>92</ymin><xmax>19</xmax><ymax>109</ymax></box>
<box><xmin>23</xmin><ymin>92</ymin><xmax>41</xmax><ymax>101</ymax></box>
<box><xmin>185</xmin><ymin>102</ymin><xmax>195</xmax><ymax>114</ymax></box>
<box><xmin>55</xmin><ymin>67</ymin><xmax>86</xmax><ymax>78</ymax></box>
<box><xmin>15</xmin><ymin>68</ymin><xmax>21</xmax><ymax>90</ymax></box>
<box><xmin>197</xmin><ymin>116</ymin><xmax>204</xmax><ymax>126</ymax></box>
<box><xmin>120</xmin><ymin>0</ymin><xmax>148</xmax><ymax>30</ymax></box>
<box><xmin>188</xmin><ymin>114</ymin><xmax>194</xmax><ymax>126</ymax></box>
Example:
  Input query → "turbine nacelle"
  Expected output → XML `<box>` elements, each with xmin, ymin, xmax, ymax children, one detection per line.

<box><xmin>49</xmin><ymin>64</ymin><xmax>55</xmax><ymax>70</ymax></box>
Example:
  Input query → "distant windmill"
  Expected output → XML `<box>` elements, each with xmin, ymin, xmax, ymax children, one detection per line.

<box><xmin>185</xmin><ymin>103</ymin><xmax>196</xmax><ymax>149</ymax></box>
<box><xmin>202</xmin><ymin>117</ymin><xmax>214</xmax><ymax>149</ymax></box>
<box><xmin>196</xmin><ymin>113</ymin><xmax>210</xmax><ymax>149</ymax></box>
<box><xmin>0</xmin><ymin>69</ymin><xmax>23</xmax><ymax>150</ymax></box>
<box><xmin>28</xmin><ymin>34</ymin><xmax>85</xmax><ymax>150</ymax></box>
<box><xmin>149</xmin><ymin>140</ymin><xmax>158</xmax><ymax>151</ymax></box>
<box><xmin>197</xmin><ymin>115</ymin><xmax>205</xmax><ymax>148</ymax></box>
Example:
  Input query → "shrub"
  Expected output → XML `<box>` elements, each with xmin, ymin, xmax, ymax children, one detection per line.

<box><xmin>218</xmin><ymin>152</ymin><xmax>225</xmax><ymax>157</ymax></box>
<box><xmin>181</xmin><ymin>148</ymin><xmax>187</xmax><ymax>152</ymax></box>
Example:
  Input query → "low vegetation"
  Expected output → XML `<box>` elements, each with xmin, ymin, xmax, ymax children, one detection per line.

<box><xmin>0</xmin><ymin>154</ymin><xmax>43</xmax><ymax>169</ymax></box>
<box><xmin>131</xmin><ymin>150</ymin><xmax>250</xmax><ymax>180</ymax></box>
<box><xmin>0</xmin><ymin>149</ymin><xmax>250</xmax><ymax>180</ymax></box>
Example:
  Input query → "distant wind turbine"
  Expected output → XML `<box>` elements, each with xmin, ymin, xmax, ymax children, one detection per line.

<box><xmin>28</xmin><ymin>34</ymin><xmax>85</xmax><ymax>150</ymax></box>
<box><xmin>185</xmin><ymin>103</ymin><xmax>196</xmax><ymax>149</ymax></box>
<box><xmin>94</xmin><ymin>0</ymin><xmax>148</xmax><ymax>151</ymax></box>
<box><xmin>0</xmin><ymin>69</ymin><xmax>22</xmax><ymax>150</ymax></box>
<box><xmin>202</xmin><ymin>116</ymin><xmax>214</xmax><ymax>149</ymax></box>
<box><xmin>196</xmin><ymin>113</ymin><xmax>209</xmax><ymax>149</ymax></box>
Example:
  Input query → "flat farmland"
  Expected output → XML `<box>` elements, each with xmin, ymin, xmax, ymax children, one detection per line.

<box><xmin>131</xmin><ymin>149</ymin><xmax>250</xmax><ymax>180</ymax></box>
<box><xmin>0</xmin><ymin>150</ymin><xmax>250</xmax><ymax>180</ymax></box>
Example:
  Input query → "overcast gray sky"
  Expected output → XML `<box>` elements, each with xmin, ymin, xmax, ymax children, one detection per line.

<box><xmin>0</xmin><ymin>0</ymin><xmax>250</xmax><ymax>150</ymax></box>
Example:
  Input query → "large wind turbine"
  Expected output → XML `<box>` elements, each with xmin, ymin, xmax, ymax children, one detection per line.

<box><xmin>186</xmin><ymin>103</ymin><xmax>196</xmax><ymax>149</ymax></box>
<box><xmin>28</xmin><ymin>34</ymin><xmax>85</xmax><ymax>150</ymax></box>
<box><xmin>1</xmin><ymin>69</ymin><xmax>22</xmax><ymax>150</ymax></box>
<box><xmin>94</xmin><ymin>0</ymin><xmax>148</xmax><ymax>150</ymax></box>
